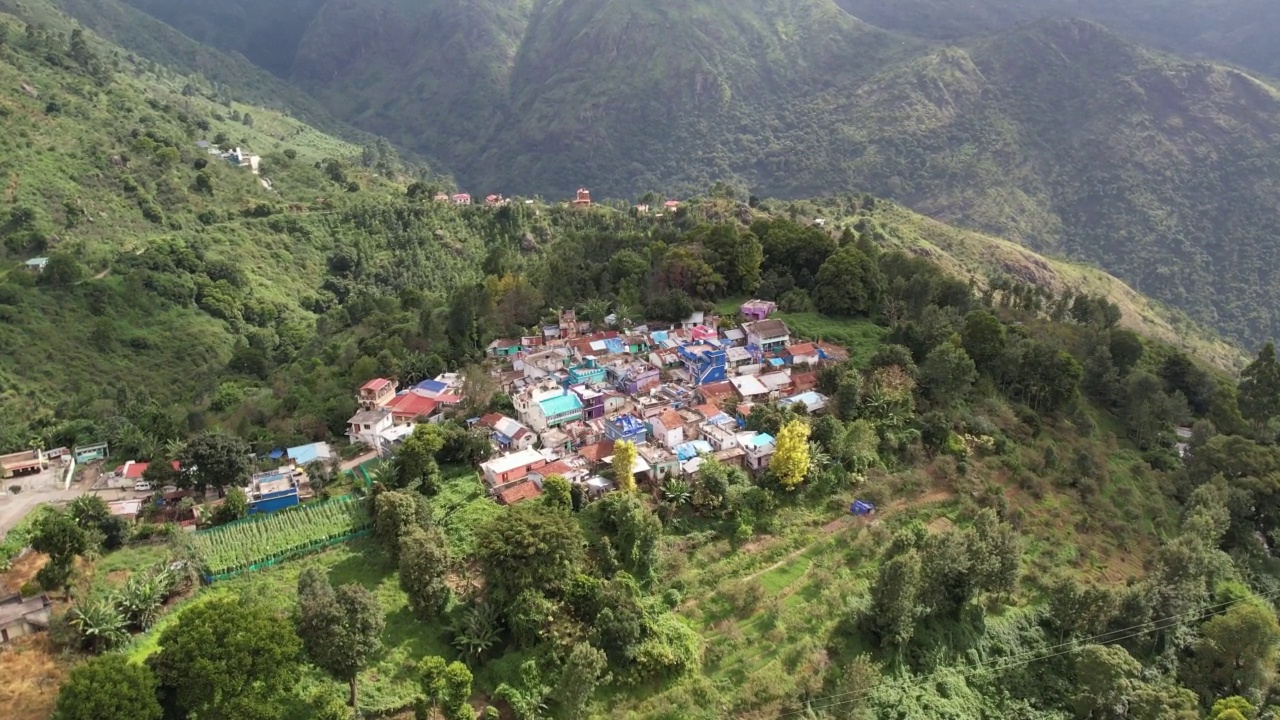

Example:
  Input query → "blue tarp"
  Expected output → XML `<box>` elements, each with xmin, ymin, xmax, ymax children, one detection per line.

<box><xmin>651</xmin><ymin>331</ymin><xmax>669</xmax><ymax>343</ymax></box>
<box><xmin>415</xmin><ymin>379</ymin><xmax>448</xmax><ymax>395</ymax></box>
<box><xmin>605</xmin><ymin>338</ymin><xmax>627</xmax><ymax>355</ymax></box>
<box><xmin>768</xmin><ymin>357</ymin><xmax>786</xmax><ymax>367</ymax></box>
<box><xmin>674</xmin><ymin>440</ymin><xmax>713</xmax><ymax>461</ymax></box>
<box><xmin>267</xmin><ymin>448</ymin><xmax>286</xmax><ymax>460</ymax></box>
<box><xmin>851</xmin><ymin>500</ymin><xmax>876</xmax><ymax>516</ymax></box>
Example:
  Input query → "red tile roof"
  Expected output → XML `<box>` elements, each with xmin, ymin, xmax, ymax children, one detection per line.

<box><xmin>385</xmin><ymin>392</ymin><xmax>438</xmax><ymax>419</ymax></box>
<box><xmin>786</xmin><ymin>342</ymin><xmax>818</xmax><ymax>356</ymax></box>
<box><xmin>692</xmin><ymin>403</ymin><xmax>721</xmax><ymax>419</ymax></box>
<box><xmin>657</xmin><ymin>408</ymin><xmax>684</xmax><ymax>431</ymax></box>
<box><xmin>123</xmin><ymin>460</ymin><xmax>180</xmax><ymax>479</ymax></box>
<box><xmin>479</xmin><ymin>413</ymin><xmax>504</xmax><ymax>429</ymax></box>
<box><xmin>699</xmin><ymin>381</ymin><xmax>736</xmax><ymax>405</ymax></box>
<box><xmin>791</xmin><ymin>372</ymin><xmax>818</xmax><ymax>393</ymax></box>
<box><xmin>361</xmin><ymin>377</ymin><xmax>392</xmax><ymax>392</ymax></box>
<box><xmin>497</xmin><ymin>481</ymin><xmax>543</xmax><ymax>505</ymax></box>
<box><xmin>577</xmin><ymin>440</ymin><xmax>616</xmax><ymax>465</ymax></box>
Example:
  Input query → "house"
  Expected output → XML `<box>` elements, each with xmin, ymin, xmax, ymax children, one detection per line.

<box><xmin>634</xmin><ymin>204</ymin><xmax>650</xmax><ymax>214</ymax></box>
<box><xmin>744</xmin><ymin>319</ymin><xmax>791</xmax><ymax>355</ymax></box>
<box><xmin>791</xmin><ymin>371</ymin><xmax>818</xmax><ymax>394</ymax></box>
<box><xmin>781</xmin><ymin>391</ymin><xmax>829</xmax><ymax>414</ymax></box>
<box><xmin>347</xmin><ymin>407</ymin><xmax>393</xmax><ymax>446</ymax></box>
<box><xmin>664</xmin><ymin>200</ymin><xmax>681</xmax><ymax>211</ymax></box>
<box><xmin>433</xmin><ymin>193</ymin><xmax>451</xmax><ymax>202</ymax></box>
<box><xmin>758</xmin><ymin>370</ymin><xmax>794</xmax><ymax>397</ymax></box>
<box><xmin>607</xmin><ymin>359</ymin><xmax>660</xmax><ymax>395</ymax></box>
<box><xmin>699</xmin><ymin>422</ymin><xmax>740</xmax><ymax>452</ymax></box>
<box><xmin>568</xmin><ymin>357</ymin><xmax>608</xmax><ymax>386</ymax></box>
<box><xmin>560</xmin><ymin>309</ymin><xmax>581</xmax><ymax>340</ymax></box>
<box><xmin>572</xmin><ymin>188</ymin><xmax>592</xmax><ymax>208</ymax></box>
<box><xmin>385</xmin><ymin>391</ymin><xmax>439</xmax><ymax>425</ymax></box>
<box><xmin>0</xmin><ymin>448</ymin><xmax>48</xmax><ymax>479</ymax></box>
<box><xmin>730</xmin><ymin>374</ymin><xmax>769</xmax><ymax>401</ymax></box>
<box><xmin>496</xmin><ymin>479</ymin><xmax>543</xmax><ymax>505</ymax></box>
<box><xmin>603</xmin><ymin>415</ymin><xmax>648</xmax><ymax>445</ymax></box>
<box><xmin>572</xmin><ymin>385</ymin><xmax>605</xmax><ymax>420</ymax></box>
<box><xmin>576</xmin><ymin>440</ymin><xmax>616</xmax><ymax>468</ymax></box>
<box><xmin>23</xmin><ymin>257</ymin><xmax>48</xmax><ymax>273</ymax></box>
<box><xmin>224</xmin><ymin>147</ymin><xmax>261</xmax><ymax>174</ymax></box>
<box><xmin>531</xmin><ymin>389</ymin><xmax>585</xmax><ymax>431</ymax></box>
<box><xmin>602</xmin><ymin>450</ymin><xmax>652</xmax><ymax>482</ymax></box>
<box><xmin>783</xmin><ymin>342</ymin><xmax>823</xmax><ymax>367</ymax></box>
<box><xmin>358</xmin><ymin>378</ymin><xmax>397</xmax><ymax>409</ymax></box>
<box><xmin>712</xmin><ymin>446</ymin><xmax>746</xmax><ymax>470</ymax></box>
<box><xmin>678</xmin><ymin>343</ymin><xmax>727</xmax><ymax>386</ymax></box>
<box><xmin>480</xmin><ymin>449</ymin><xmax>548</xmax><ymax>489</ymax></box>
<box><xmin>540</xmin><ymin>428</ymin><xmax>572</xmax><ymax>454</ymax></box>
<box><xmin>740</xmin><ymin>299</ymin><xmax>777</xmax><ymax>322</ymax></box>
<box><xmin>245</xmin><ymin>467</ymin><xmax>303</xmax><ymax>514</ymax></box>
<box><xmin>651</xmin><ymin>408</ymin><xmax>686</xmax><ymax>449</ymax></box>
<box><xmin>487</xmin><ymin>338</ymin><xmax>523</xmax><ymax>357</ymax></box>
<box><xmin>485</xmin><ymin>194</ymin><xmax>507</xmax><ymax>206</ymax></box>
<box><xmin>0</xmin><ymin>593</ymin><xmax>52</xmax><ymax>644</ymax></box>
<box><xmin>698</xmin><ymin>381</ymin><xmax>737</xmax><ymax>410</ymax></box>
<box><xmin>723</xmin><ymin>327</ymin><xmax>746</xmax><ymax>346</ymax></box>
<box><xmin>452</xmin><ymin>193</ymin><xmax>472</xmax><ymax>205</ymax></box>
<box><xmin>480</xmin><ymin>414</ymin><xmax>537</xmax><ymax>451</ymax></box>
<box><xmin>680</xmin><ymin>311</ymin><xmax>706</xmax><ymax>331</ymax></box>
<box><xmin>741</xmin><ymin>433</ymin><xmax>777</xmax><ymax>473</ymax></box>
<box><xmin>638</xmin><ymin>444</ymin><xmax>679</xmax><ymax>482</ymax></box>
<box><xmin>287</xmin><ymin>442</ymin><xmax>333</xmax><ymax>466</ymax></box>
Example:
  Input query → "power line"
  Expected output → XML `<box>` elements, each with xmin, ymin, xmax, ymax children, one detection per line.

<box><xmin>781</xmin><ymin>587</ymin><xmax>1280</xmax><ymax>718</ymax></box>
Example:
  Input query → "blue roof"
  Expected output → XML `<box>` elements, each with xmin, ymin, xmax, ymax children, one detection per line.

<box><xmin>539</xmin><ymin>392</ymin><xmax>583</xmax><ymax>416</ymax></box>
<box><xmin>651</xmin><ymin>331</ymin><xmax>669</xmax><ymax>343</ymax></box>
<box><xmin>605</xmin><ymin>338</ymin><xmax>627</xmax><ymax>354</ymax></box>
<box><xmin>743</xmin><ymin>433</ymin><xmax>775</xmax><ymax>448</ymax></box>
<box><xmin>708</xmin><ymin>412</ymin><xmax>734</xmax><ymax>425</ymax></box>
<box><xmin>415</xmin><ymin>379</ymin><xmax>448</xmax><ymax>394</ymax></box>
<box><xmin>674</xmin><ymin>440</ymin><xmax>713</xmax><ymax>461</ymax></box>
<box><xmin>287</xmin><ymin>442</ymin><xmax>330</xmax><ymax>465</ymax></box>
<box><xmin>611</xmin><ymin>415</ymin><xmax>646</xmax><ymax>434</ymax></box>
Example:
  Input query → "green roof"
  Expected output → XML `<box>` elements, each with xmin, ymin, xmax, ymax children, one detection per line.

<box><xmin>539</xmin><ymin>392</ymin><xmax>583</xmax><ymax>416</ymax></box>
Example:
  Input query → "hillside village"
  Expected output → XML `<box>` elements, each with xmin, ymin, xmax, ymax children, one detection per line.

<box><xmin>349</xmin><ymin>302</ymin><xmax>844</xmax><ymax>507</ymax></box>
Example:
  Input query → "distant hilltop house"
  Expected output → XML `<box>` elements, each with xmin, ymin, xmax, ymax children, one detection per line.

<box><xmin>485</xmin><ymin>194</ymin><xmax>509</xmax><ymax>206</ymax></box>
<box><xmin>452</xmin><ymin>193</ymin><xmax>472</xmax><ymax>206</ymax></box>
<box><xmin>664</xmin><ymin>199</ymin><xmax>681</xmax><ymax>211</ymax></box>
<box><xmin>223</xmin><ymin>147</ymin><xmax>261</xmax><ymax>175</ymax></box>
<box><xmin>572</xmin><ymin>188</ymin><xmax>591</xmax><ymax>208</ymax></box>
<box><xmin>23</xmin><ymin>257</ymin><xmax>48</xmax><ymax>273</ymax></box>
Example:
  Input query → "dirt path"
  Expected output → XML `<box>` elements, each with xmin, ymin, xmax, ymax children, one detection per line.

<box><xmin>340</xmin><ymin>451</ymin><xmax>378</xmax><ymax>472</ymax></box>
<box><xmin>739</xmin><ymin>488</ymin><xmax>958</xmax><ymax>585</ymax></box>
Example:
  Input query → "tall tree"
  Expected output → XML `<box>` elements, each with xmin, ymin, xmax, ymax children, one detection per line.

<box><xmin>296</xmin><ymin>569</ymin><xmax>386</xmax><ymax>708</ymax></box>
<box><xmin>771</xmin><ymin>419</ymin><xmax>811</xmax><ymax>489</ymax></box>
<box><xmin>868</xmin><ymin>549</ymin><xmax>923</xmax><ymax>647</ymax></box>
<box><xmin>476</xmin><ymin>502</ymin><xmax>587</xmax><ymax>604</ymax></box>
<box><xmin>812</xmin><ymin>245</ymin><xmax>884</xmax><ymax>317</ymax></box>
<box><xmin>31</xmin><ymin>509</ymin><xmax>88</xmax><ymax>596</ymax></box>
<box><xmin>961</xmin><ymin>310</ymin><xmax>1007</xmax><ymax>373</ymax></box>
<box><xmin>551</xmin><ymin>642</ymin><xmax>610</xmax><ymax>720</ymax></box>
<box><xmin>399</xmin><ymin>526</ymin><xmax>451</xmax><ymax>618</ymax></box>
<box><xmin>1072</xmin><ymin>644</ymin><xmax>1143</xmax><ymax>720</ymax></box>
<box><xmin>1238</xmin><ymin>342</ymin><xmax>1280</xmax><ymax>433</ymax></box>
<box><xmin>373</xmin><ymin>490</ymin><xmax>433</xmax><ymax>560</ymax></box>
<box><xmin>1187</xmin><ymin>601</ymin><xmax>1280</xmax><ymax>703</ymax></box>
<box><xmin>690</xmin><ymin>223</ymin><xmax>764</xmax><ymax>295</ymax></box>
<box><xmin>585</xmin><ymin>491</ymin><xmax>662</xmax><ymax>582</ymax></box>
<box><xmin>418</xmin><ymin>656</ymin><xmax>473</xmax><ymax>720</ymax></box>
<box><xmin>919</xmin><ymin>340</ymin><xmax>977</xmax><ymax>407</ymax></box>
<box><xmin>53</xmin><ymin>654</ymin><xmax>162</xmax><ymax>720</ymax></box>
<box><xmin>149</xmin><ymin>596</ymin><xmax>302</xmax><ymax>720</ymax></box>
<box><xmin>180</xmin><ymin>431</ymin><xmax>252</xmax><ymax>492</ymax></box>
<box><xmin>613</xmin><ymin>440</ymin><xmax>638</xmax><ymax>493</ymax></box>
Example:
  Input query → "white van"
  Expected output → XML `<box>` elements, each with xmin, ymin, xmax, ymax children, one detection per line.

<box><xmin>133</xmin><ymin>481</ymin><xmax>153</xmax><ymax>492</ymax></box>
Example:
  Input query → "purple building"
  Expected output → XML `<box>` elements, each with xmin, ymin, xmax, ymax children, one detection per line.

<box><xmin>607</xmin><ymin>360</ymin><xmax>660</xmax><ymax>395</ymax></box>
<box><xmin>571</xmin><ymin>385</ymin><xmax>606</xmax><ymax>420</ymax></box>
<box><xmin>740</xmin><ymin>299</ymin><xmax>777</xmax><ymax>322</ymax></box>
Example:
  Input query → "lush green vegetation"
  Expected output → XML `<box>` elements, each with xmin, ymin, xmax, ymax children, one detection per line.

<box><xmin>93</xmin><ymin>0</ymin><xmax>1280</xmax><ymax>349</ymax></box>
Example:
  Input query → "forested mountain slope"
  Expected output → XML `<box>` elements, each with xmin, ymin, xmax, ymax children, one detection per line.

<box><xmin>777</xmin><ymin>19</ymin><xmax>1280</xmax><ymax>348</ymax></box>
<box><xmin>832</xmin><ymin>0</ymin><xmax>1280</xmax><ymax>78</ymax></box>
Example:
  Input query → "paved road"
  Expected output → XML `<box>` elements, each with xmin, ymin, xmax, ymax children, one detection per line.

<box><xmin>340</xmin><ymin>451</ymin><xmax>379</xmax><ymax>472</ymax></box>
<box><xmin>0</xmin><ymin>488</ymin><xmax>81</xmax><ymax>536</ymax></box>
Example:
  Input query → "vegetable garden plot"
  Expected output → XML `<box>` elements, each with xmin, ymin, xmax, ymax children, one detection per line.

<box><xmin>192</xmin><ymin>496</ymin><xmax>372</xmax><ymax>581</ymax></box>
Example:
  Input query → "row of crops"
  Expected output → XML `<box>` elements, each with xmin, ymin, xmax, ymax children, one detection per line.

<box><xmin>192</xmin><ymin>496</ymin><xmax>372</xmax><ymax>580</ymax></box>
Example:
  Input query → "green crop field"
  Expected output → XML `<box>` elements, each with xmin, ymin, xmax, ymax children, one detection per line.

<box><xmin>192</xmin><ymin>495</ymin><xmax>371</xmax><ymax>578</ymax></box>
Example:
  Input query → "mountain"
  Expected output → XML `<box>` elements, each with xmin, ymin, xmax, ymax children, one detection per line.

<box><xmin>832</xmin><ymin>0</ymin><xmax>1280</xmax><ymax>78</ymax></box>
<box><xmin>777</xmin><ymin>19</ymin><xmax>1280</xmax><ymax>349</ymax></box>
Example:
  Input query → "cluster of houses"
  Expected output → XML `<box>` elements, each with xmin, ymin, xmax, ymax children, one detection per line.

<box><xmin>432</xmin><ymin>187</ymin><xmax>683</xmax><ymax>214</ymax></box>
<box><xmin>195</xmin><ymin>141</ymin><xmax>262</xmax><ymax>175</ymax></box>
<box><xmin>346</xmin><ymin>300</ymin><xmax>845</xmax><ymax>507</ymax></box>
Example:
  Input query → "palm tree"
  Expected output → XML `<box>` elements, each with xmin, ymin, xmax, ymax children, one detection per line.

<box><xmin>579</xmin><ymin>298</ymin><xmax>610</xmax><ymax>330</ymax></box>
<box><xmin>163</xmin><ymin>438</ymin><xmax>187</xmax><ymax>461</ymax></box>
<box><xmin>660</xmin><ymin>477</ymin><xmax>692</xmax><ymax>506</ymax></box>
<box><xmin>613</xmin><ymin>301</ymin><xmax>637</xmax><ymax>328</ymax></box>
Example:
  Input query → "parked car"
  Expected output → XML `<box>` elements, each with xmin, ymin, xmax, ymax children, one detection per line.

<box><xmin>133</xmin><ymin>481</ymin><xmax>153</xmax><ymax>492</ymax></box>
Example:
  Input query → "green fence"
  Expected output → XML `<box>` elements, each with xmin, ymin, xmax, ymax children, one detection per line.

<box><xmin>201</xmin><ymin>528</ymin><xmax>372</xmax><ymax>583</ymax></box>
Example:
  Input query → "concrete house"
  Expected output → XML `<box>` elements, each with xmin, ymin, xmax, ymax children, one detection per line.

<box><xmin>481</xmin><ymin>448</ymin><xmax>549</xmax><ymax>489</ymax></box>
<box><xmin>744</xmin><ymin>319</ymin><xmax>790</xmax><ymax>355</ymax></box>
<box><xmin>741</xmin><ymin>433</ymin><xmax>777</xmax><ymax>473</ymax></box>
<box><xmin>572</xmin><ymin>385</ymin><xmax>606</xmax><ymax>420</ymax></box>
<box><xmin>650</xmin><ymin>408</ymin><xmax>686</xmax><ymax>449</ymax></box>
<box><xmin>678</xmin><ymin>343</ymin><xmax>727</xmax><ymax>386</ymax></box>
<box><xmin>480</xmin><ymin>413</ymin><xmax>537</xmax><ymax>451</ymax></box>
<box><xmin>487</xmin><ymin>338</ymin><xmax>523</xmax><ymax>358</ymax></box>
<box><xmin>604</xmin><ymin>415</ymin><xmax>648</xmax><ymax>445</ymax></box>
<box><xmin>740</xmin><ymin>299</ymin><xmax>777</xmax><ymax>322</ymax></box>
<box><xmin>358</xmin><ymin>378</ymin><xmax>397</xmax><ymax>409</ymax></box>
<box><xmin>347</xmin><ymin>407</ymin><xmax>393</xmax><ymax>446</ymax></box>
<box><xmin>783</xmin><ymin>342</ymin><xmax>823</xmax><ymax>367</ymax></box>
<box><xmin>0</xmin><ymin>593</ymin><xmax>52</xmax><ymax>644</ymax></box>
